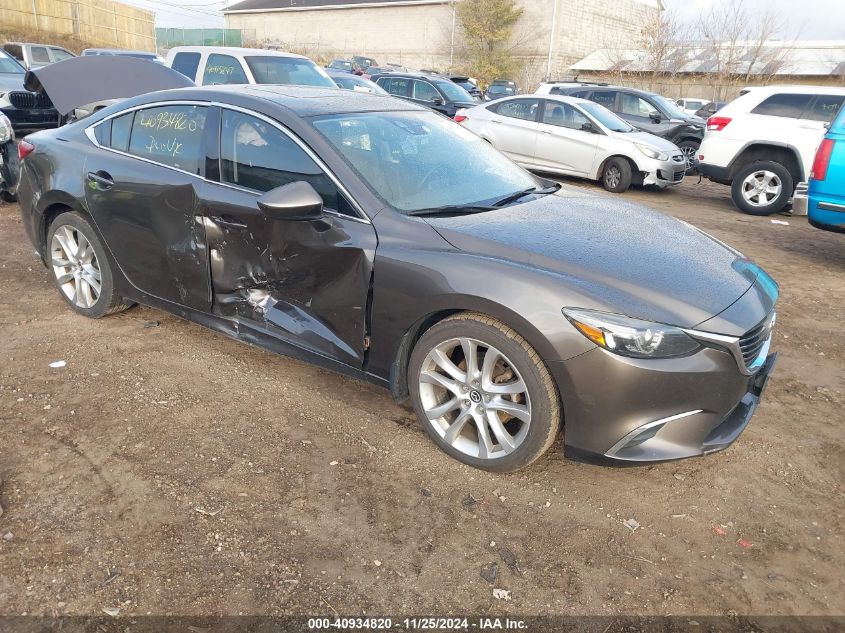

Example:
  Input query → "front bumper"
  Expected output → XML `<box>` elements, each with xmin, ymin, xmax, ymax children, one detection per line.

<box><xmin>640</xmin><ymin>155</ymin><xmax>686</xmax><ymax>187</ymax></box>
<box><xmin>548</xmin><ymin>343</ymin><xmax>777</xmax><ymax>464</ymax></box>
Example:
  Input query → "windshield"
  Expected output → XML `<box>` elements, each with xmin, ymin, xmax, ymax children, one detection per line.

<box><xmin>312</xmin><ymin>111</ymin><xmax>539</xmax><ymax>213</ymax></box>
<box><xmin>330</xmin><ymin>60</ymin><xmax>352</xmax><ymax>71</ymax></box>
<box><xmin>245</xmin><ymin>56</ymin><xmax>336</xmax><ymax>88</ymax></box>
<box><xmin>0</xmin><ymin>54</ymin><xmax>24</xmax><ymax>74</ymax></box>
<box><xmin>653</xmin><ymin>94</ymin><xmax>690</xmax><ymax>119</ymax></box>
<box><xmin>437</xmin><ymin>81</ymin><xmax>474</xmax><ymax>103</ymax></box>
<box><xmin>487</xmin><ymin>84</ymin><xmax>514</xmax><ymax>96</ymax></box>
<box><xmin>334</xmin><ymin>74</ymin><xmax>387</xmax><ymax>94</ymax></box>
<box><xmin>579</xmin><ymin>101</ymin><xmax>634</xmax><ymax>132</ymax></box>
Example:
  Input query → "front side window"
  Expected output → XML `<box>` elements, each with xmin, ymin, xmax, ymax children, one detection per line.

<box><xmin>620</xmin><ymin>94</ymin><xmax>659</xmax><ymax>118</ymax></box>
<box><xmin>50</xmin><ymin>48</ymin><xmax>74</xmax><ymax>62</ymax></box>
<box><xmin>437</xmin><ymin>81</ymin><xmax>473</xmax><ymax>103</ymax></box>
<box><xmin>30</xmin><ymin>46</ymin><xmax>51</xmax><ymax>63</ymax></box>
<box><xmin>494</xmin><ymin>99</ymin><xmax>539</xmax><ymax>122</ymax></box>
<box><xmin>542</xmin><ymin>101</ymin><xmax>589</xmax><ymax>130</ymax></box>
<box><xmin>172</xmin><ymin>52</ymin><xmax>201</xmax><ymax>81</ymax></box>
<box><xmin>244</xmin><ymin>56</ymin><xmax>335</xmax><ymax>87</ymax></box>
<box><xmin>589</xmin><ymin>91</ymin><xmax>618</xmax><ymax>110</ymax></box>
<box><xmin>312</xmin><ymin>111</ymin><xmax>538</xmax><ymax>213</ymax></box>
<box><xmin>803</xmin><ymin>94</ymin><xmax>845</xmax><ymax>123</ymax></box>
<box><xmin>0</xmin><ymin>53</ymin><xmax>24</xmax><ymax>74</ymax></box>
<box><xmin>203</xmin><ymin>54</ymin><xmax>248</xmax><ymax>85</ymax></box>
<box><xmin>413</xmin><ymin>80</ymin><xmax>440</xmax><ymax>102</ymax></box>
<box><xmin>219</xmin><ymin>110</ymin><xmax>348</xmax><ymax>214</ymax></box>
<box><xmin>126</xmin><ymin>105</ymin><xmax>207</xmax><ymax>173</ymax></box>
<box><xmin>751</xmin><ymin>93</ymin><xmax>813</xmax><ymax>119</ymax></box>
<box><xmin>379</xmin><ymin>77</ymin><xmax>410</xmax><ymax>97</ymax></box>
<box><xmin>579</xmin><ymin>102</ymin><xmax>633</xmax><ymax>132</ymax></box>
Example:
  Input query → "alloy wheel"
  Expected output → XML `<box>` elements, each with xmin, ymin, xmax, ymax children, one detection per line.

<box><xmin>51</xmin><ymin>225</ymin><xmax>102</xmax><ymax>308</ymax></box>
<box><xmin>680</xmin><ymin>145</ymin><xmax>697</xmax><ymax>170</ymax></box>
<box><xmin>605</xmin><ymin>165</ymin><xmax>621</xmax><ymax>189</ymax></box>
<box><xmin>740</xmin><ymin>170</ymin><xmax>782</xmax><ymax>207</ymax></box>
<box><xmin>418</xmin><ymin>337</ymin><xmax>531</xmax><ymax>460</ymax></box>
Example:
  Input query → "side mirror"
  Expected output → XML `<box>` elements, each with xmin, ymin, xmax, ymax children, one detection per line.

<box><xmin>649</xmin><ymin>112</ymin><xmax>663</xmax><ymax>123</ymax></box>
<box><xmin>430</xmin><ymin>96</ymin><xmax>444</xmax><ymax>106</ymax></box>
<box><xmin>257</xmin><ymin>181</ymin><xmax>323</xmax><ymax>221</ymax></box>
<box><xmin>581</xmin><ymin>121</ymin><xmax>596</xmax><ymax>133</ymax></box>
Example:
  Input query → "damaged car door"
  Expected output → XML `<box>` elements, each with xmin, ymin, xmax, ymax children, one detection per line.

<box><xmin>200</xmin><ymin>106</ymin><xmax>377</xmax><ymax>368</ymax></box>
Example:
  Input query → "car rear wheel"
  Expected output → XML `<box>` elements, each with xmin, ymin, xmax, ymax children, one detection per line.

<box><xmin>408</xmin><ymin>313</ymin><xmax>561</xmax><ymax>472</ymax></box>
<box><xmin>601</xmin><ymin>158</ymin><xmax>632</xmax><ymax>193</ymax></box>
<box><xmin>731</xmin><ymin>161</ymin><xmax>792</xmax><ymax>215</ymax></box>
<box><xmin>47</xmin><ymin>212</ymin><xmax>131</xmax><ymax>318</ymax></box>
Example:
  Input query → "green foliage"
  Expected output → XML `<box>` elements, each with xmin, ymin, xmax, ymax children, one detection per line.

<box><xmin>455</xmin><ymin>0</ymin><xmax>523</xmax><ymax>86</ymax></box>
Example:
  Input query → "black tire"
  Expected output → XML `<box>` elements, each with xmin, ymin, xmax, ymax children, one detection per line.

<box><xmin>730</xmin><ymin>161</ymin><xmax>793</xmax><ymax>216</ymax></box>
<box><xmin>1</xmin><ymin>191</ymin><xmax>16</xmax><ymax>203</ymax></box>
<box><xmin>601</xmin><ymin>157</ymin><xmax>632</xmax><ymax>193</ymax></box>
<box><xmin>408</xmin><ymin>312</ymin><xmax>562</xmax><ymax>472</ymax></box>
<box><xmin>46</xmin><ymin>211</ymin><xmax>131</xmax><ymax>318</ymax></box>
<box><xmin>676</xmin><ymin>139</ymin><xmax>700</xmax><ymax>175</ymax></box>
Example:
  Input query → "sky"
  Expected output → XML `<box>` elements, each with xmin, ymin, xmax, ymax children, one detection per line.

<box><xmin>122</xmin><ymin>0</ymin><xmax>845</xmax><ymax>39</ymax></box>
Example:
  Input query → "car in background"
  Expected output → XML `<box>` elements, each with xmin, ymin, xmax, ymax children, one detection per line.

<box><xmin>165</xmin><ymin>46</ymin><xmax>336</xmax><ymax>88</ymax></box>
<box><xmin>458</xmin><ymin>94</ymin><xmax>685</xmax><ymax>193</ymax></box>
<box><xmin>328</xmin><ymin>59</ymin><xmax>355</xmax><ymax>73</ymax></box>
<box><xmin>484</xmin><ymin>79</ymin><xmax>518</xmax><ymax>101</ymax></box>
<box><xmin>0</xmin><ymin>111</ymin><xmax>18</xmax><ymax>200</ymax></box>
<box><xmin>539</xmin><ymin>82</ymin><xmax>705</xmax><ymax>171</ymax></box>
<box><xmin>677</xmin><ymin>97</ymin><xmax>710</xmax><ymax>116</ymax></box>
<box><xmin>81</xmin><ymin>48</ymin><xmax>164</xmax><ymax>64</ymax></box>
<box><xmin>448</xmin><ymin>76</ymin><xmax>482</xmax><ymax>101</ymax></box>
<box><xmin>3</xmin><ymin>42</ymin><xmax>75</xmax><ymax>69</ymax></box>
<box><xmin>327</xmin><ymin>70</ymin><xmax>387</xmax><ymax>94</ymax></box>
<box><xmin>372</xmin><ymin>71</ymin><xmax>476</xmax><ymax>118</ymax></box>
<box><xmin>0</xmin><ymin>49</ymin><xmax>58</xmax><ymax>132</ymax></box>
<box><xmin>695</xmin><ymin>101</ymin><xmax>726</xmax><ymax>119</ymax></box>
<box><xmin>352</xmin><ymin>55</ymin><xmax>377</xmax><ymax>71</ymax></box>
<box><xmin>697</xmin><ymin>86</ymin><xmax>845</xmax><ymax>215</ymax></box>
<box><xmin>806</xmin><ymin>106</ymin><xmax>845</xmax><ymax>233</ymax></box>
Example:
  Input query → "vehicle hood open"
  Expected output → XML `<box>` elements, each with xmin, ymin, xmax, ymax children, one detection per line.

<box><xmin>424</xmin><ymin>189</ymin><xmax>762</xmax><ymax>330</ymax></box>
<box><xmin>23</xmin><ymin>56</ymin><xmax>194</xmax><ymax>116</ymax></box>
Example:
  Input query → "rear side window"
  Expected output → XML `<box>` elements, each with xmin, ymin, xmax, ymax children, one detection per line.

<box><xmin>30</xmin><ymin>46</ymin><xmax>51</xmax><ymax>63</ymax></box>
<box><xmin>379</xmin><ymin>77</ymin><xmax>410</xmax><ymax>97</ymax></box>
<box><xmin>127</xmin><ymin>105</ymin><xmax>207</xmax><ymax>173</ymax></box>
<box><xmin>203</xmin><ymin>54</ymin><xmax>248</xmax><ymax>85</ymax></box>
<box><xmin>751</xmin><ymin>93</ymin><xmax>813</xmax><ymax>118</ymax></box>
<box><xmin>110</xmin><ymin>112</ymin><xmax>134</xmax><ymax>151</ymax></box>
<box><xmin>171</xmin><ymin>52</ymin><xmax>201</xmax><ymax>81</ymax></box>
<box><xmin>493</xmin><ymin>99</ymin><xmax>539</xmax><ymax>121</ymax></box>
<box><xmin>803</xmin><ymin>95</ymin><xmax>845</xmax><ymax>123</ymax></box>
<box><xmin>219</xmin><ymin>109</ymin><xmax>350</xmax><ymax>215</ymax></box>
<box><xmin>589</xmin><ymin>91</ymin><xmax>618</xmax><ymax>110</ymax></box>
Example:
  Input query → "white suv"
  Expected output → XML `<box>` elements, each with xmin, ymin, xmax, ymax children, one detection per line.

<box><xmin>697</xmin><ymin>85</ymin><xmax>845</xmax><ymax>215</ymax></box>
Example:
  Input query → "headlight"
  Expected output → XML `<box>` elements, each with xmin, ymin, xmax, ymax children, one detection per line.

<box><xmin>635</xmin><ymin>143</ymin><xmax>669</xmax><ymax>161</ymax></box>
<box><xmin>0</xmin><ymin>112</ymin><xmax>13</xmax><ymax>143</ymax></box>
<box><xmin>563</xmin><ymin>308</ymin><xmax>700</xmax><ymax>359</ymax></box>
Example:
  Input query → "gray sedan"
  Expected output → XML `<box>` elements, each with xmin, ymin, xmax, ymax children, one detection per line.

<box><xmin>17</xmin><ymin>68</ymin><xmax>778</xmax><ymax>471</ymax></box>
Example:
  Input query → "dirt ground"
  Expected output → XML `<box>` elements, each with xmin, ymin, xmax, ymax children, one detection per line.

<box><xmin>0</xmin><ymin>178</ymin><xmax>842</xmax><ymax>619</ymax></box>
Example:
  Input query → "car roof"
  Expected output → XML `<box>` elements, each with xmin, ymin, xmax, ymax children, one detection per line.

<box><xmin>491</xmin><ymin>94</ymin><xmax>592</xmax><ymax>107</ymax></box>
<box><xmin>6</xmin><ymin>41</ymin><xmax>70</xmax><ymax>49</ymax></box>
<box><xmin>166</xmin><ymin>46</ymin><xmax>308</xmax><ymax>60</ymax></box>
<box><xmin>373</xmin><ymin>70</ymin><xmax>450</xmax><ymax>82</ymax></box>
<box><xmin>739</xmin><ymin>84</ymin><xmax>845</xmax><ymax>96</ymax></box>
<box><xmin>83</xmin><ymin>48</ymin><xmax>155</xmax><ymax>54</ymax></box>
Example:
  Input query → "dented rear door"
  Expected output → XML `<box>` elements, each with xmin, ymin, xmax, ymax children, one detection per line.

<box><xmin>200</xmin><ymin>106</ymin><xmax>377</xmax><ymax>368</ymax></box>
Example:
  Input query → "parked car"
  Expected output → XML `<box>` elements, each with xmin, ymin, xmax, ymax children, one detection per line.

<box><xmin>539</xmin><ymin>83</ymin><xmax>705</xmax><ymax>171</ymax></box>
<box><xmin>165</xmin><ymin>46</ymin><xmax>336</xmax><ymax>88</ymax></box>
<box><xmin>81</xmin><ymin>48</ymin><xmax>164</xmax><ymax>64</ymax></box>
<box><xmin>697</xmin><ymin>86</ymin><xmax>845</xmax><ymax>215</ymax></box>
<box><xmin>484</xmin><ymin>79</ymin><xmax>518</xmax><ymax>101</ymax></box>
<box><xmin>372</xmin><ymin>71</ymin><xmax>476</xmax><ymax>118</ymax></box>
<box><xmin>805</xmin><ymin>106</ymin><xmax>845</xmax><ymax>233</ymax></box>
<box><xmin>695</xmin><ymin>101</ymin><xmax>726</xmax><ymax>119</ymax></box>
<box><xmin>19</xmin><ymin>57</ymin><xmax>779</xmax><ymax>471</ymax></box>
<box><xmin>457</xmin><ymin>94</ymin><xmax>686</xmax><ymax>192</ymax></box>
<box><xmin>327</xmin><ymin>70</ymin><xmax>386</xmax><ymax>94</ymax></box>
<box><xmin>448</xmin><ymin>76</ymin><xmax>482</xmax><ymax>101</ymax></box>
<box><xmin>0</xmin><ymin>49</ymin><xmax>58</xmax><ymax>132</ymax></box>
<box><xmin>328</xmin><ymin>59</ymin><xmax>354</xmax><ymax>73</ymax></box>
<box><xmin>676</xmin><ymin>97</ymin><xmax>710</xmax><ymax>116</ymax></box>
<box><xmin>352</xmin><ymin>55</ymin><xmax>378</xmax><ymax>71</ymax></box>
<box><xmin>0</xmin><ymin>111</ymin><xmax>18</xmax><ymax>200</ymax></box>
<box><xmin>3</xmin><ymin>42</ymin><xmax>75</xmax><ymax>69</ymax></box>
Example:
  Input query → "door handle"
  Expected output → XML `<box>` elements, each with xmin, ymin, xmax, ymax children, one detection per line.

<box><xmin>86</xmin><ymin>170</ymin><xmax>114</xmax><ymax>189</ymax></box>
<box><xmin>491</xmin><ymin>119</ymin><xmax>502</xmax><ymax>124</ymax></box>
<box><xmin>214</xmin><ymin>214</ymin><xmax>248</xmax><ymax>229</ymax></box>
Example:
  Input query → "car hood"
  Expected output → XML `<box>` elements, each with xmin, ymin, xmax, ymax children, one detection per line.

<box><xmin>0</xmin><ymin>74</ymin><xmax>25</xmax><ymax>92</ymax></box>
<box><xmin>424</xmin><ymin>190</ymin><xmax>760</xmax><ymax>329</ymax></box>
<box><xmin>610</xmin><ymin>130</ymin><xmax>680</xmax><ymax>152</ymax></box>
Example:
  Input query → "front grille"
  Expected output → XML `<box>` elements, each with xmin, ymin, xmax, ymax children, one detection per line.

<box><xmin>658</xmin><ymin>169</ymin><xmax>686</xmax><ymax>182</ymax></box>
<box><xmin>739</xmin><ymin>313</ymin><xmax>775</xmax><ymax>367</ymax></box>
<box><xmin>8</xmin><ymin>91</ymin><xmax>53</xmax><ymax>110</ymax></box>
<box><xmin>672</xmin><ymin>170</ymin><xmax>684</xmax><ymax>182</ymax></box>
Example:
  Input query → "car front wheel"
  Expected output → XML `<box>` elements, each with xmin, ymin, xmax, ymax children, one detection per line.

<box><xmin>601</xmin><ymin>157</ymin><xmax>632</xmax><ymax>193</ymax></box>
<box><xmin>731</xmin><ymin>161</ymin><xmax>793</xmax><ymax>215</ymax></box>
<box><xmin>408</xmin><ymin>313</ymin><xmax>562</xmax><ymax>472</ymax></box>
<box><xmin>47</xmin><ymin>212</ymin><xmax>131</xmax><ymax>318</ymax></box>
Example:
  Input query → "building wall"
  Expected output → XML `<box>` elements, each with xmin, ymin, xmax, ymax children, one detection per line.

<box><xmin>225</xmin><ymin>0</ymin><xmax>659</xmax><ymax>84</ymax></box>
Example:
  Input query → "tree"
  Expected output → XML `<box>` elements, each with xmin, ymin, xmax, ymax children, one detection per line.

<box><xmin>638</xmin><ymin>8</ymin><xmax>686</xmax><ymax>92</ymax></box>
<box><xmin>454</xmin><ymin>0</ymin><xmax>523</xmax><ymax>86</ymax></box>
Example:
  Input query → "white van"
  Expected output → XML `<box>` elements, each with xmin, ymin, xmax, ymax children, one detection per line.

<box><xmin>164</xmin><ymin>46</ymin><xmax>336</xmax><ymax>89</ymax></box>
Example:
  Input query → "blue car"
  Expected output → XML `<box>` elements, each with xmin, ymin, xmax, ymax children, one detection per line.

<box><xmin>808</xmin><ymin>106</ymin><xmax>845</xmax><ymax>233</ymax></box>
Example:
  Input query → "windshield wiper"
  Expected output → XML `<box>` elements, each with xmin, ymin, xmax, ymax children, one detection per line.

<box><xmin>408</xmin><ymin>204</ymin><xmax>496</xmax><ymax>217</ymax></box>
<box><xmin>491</xmin><ymin>183</ymin><xmax>561</xmax><ymax>207</ymax></box>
